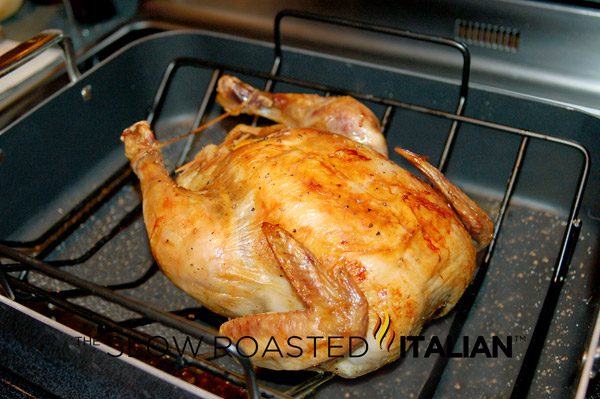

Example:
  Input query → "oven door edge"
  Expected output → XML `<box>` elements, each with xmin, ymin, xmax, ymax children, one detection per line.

<box><xmin>0</xmin><ymin>295</ymin><xmax>220</xmax><ymax>399</ymax></box>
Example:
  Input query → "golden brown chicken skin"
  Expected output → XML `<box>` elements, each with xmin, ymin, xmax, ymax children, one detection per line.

<box><xmin>121</xmin><ymin>115</ymin><xmax>492</xmax><ymax>377</ymax></box>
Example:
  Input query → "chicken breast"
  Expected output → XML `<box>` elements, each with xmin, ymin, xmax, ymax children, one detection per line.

<box><xmin>120</xmin><ymin>76</ymin><xmax>492</xmax><ymax>377</ymax></box>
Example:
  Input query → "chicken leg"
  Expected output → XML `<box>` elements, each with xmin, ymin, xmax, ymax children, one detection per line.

<box><xmin>121</xmin><ymin>121</ymin><xmax>276</xmax><ymax>318</ymax></box>
<box><xmin>216</xmin><ymin>75</ymin><xmax>388</xmax><ymax>156</ymax></box>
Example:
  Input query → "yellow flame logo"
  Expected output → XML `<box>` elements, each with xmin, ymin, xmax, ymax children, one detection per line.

<box><xmin>373</xmin><ymin>312</ymin><xmax>395</xmax><ymax>351</ymax></box>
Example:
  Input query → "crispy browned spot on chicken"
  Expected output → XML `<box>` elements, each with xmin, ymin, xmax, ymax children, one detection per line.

<box><xmin>120</xmin><ymin>77</ymin><xmax>492</xmax><ymax>377</ymax></box>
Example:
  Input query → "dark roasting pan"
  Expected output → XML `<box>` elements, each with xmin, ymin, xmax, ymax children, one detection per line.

<box><xmin>0</xmin><ymin>13</ymin><xmax>598</xmax><ymax>399</ymax></box>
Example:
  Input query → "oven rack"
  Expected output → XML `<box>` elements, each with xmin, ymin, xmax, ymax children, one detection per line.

<box><xmin>0</xmin><ymin>10</ymin><xmax>590</xmax><ymax>399</ymax></box>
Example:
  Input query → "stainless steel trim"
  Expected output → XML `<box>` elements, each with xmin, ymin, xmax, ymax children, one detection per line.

<box><xmin>575</xmin><ymin>309</ymin><xmax>600</xmax><ymax>398</ymax></box>
<box><xmin>0</xmin><ymin>29</ymin><xmax>80</xmax><ymax>83</ymax></box>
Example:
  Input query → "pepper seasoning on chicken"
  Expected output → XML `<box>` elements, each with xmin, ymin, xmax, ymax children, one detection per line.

<box><xmin>120</xmin><ymin>75</ymin><xmax>493</xmax><ymax>377</ymax></box>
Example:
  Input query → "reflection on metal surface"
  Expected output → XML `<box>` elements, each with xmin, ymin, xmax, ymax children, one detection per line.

<box><xmin>0</xmin><ymin>29</ymin><xmax>79</xmax><ymax>82</ymax></box>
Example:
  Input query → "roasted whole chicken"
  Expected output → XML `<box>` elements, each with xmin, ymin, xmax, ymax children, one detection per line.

<box><xmin>121</xmin><ymin>75</ymin><xmax>493</xmax><ymax>377</ymax></box>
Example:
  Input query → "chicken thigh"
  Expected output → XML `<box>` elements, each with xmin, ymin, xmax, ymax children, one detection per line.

<box><xmin>120</xmin><ymin>76</ymin><xmax>493</xmax><ymax>377</ymax></box>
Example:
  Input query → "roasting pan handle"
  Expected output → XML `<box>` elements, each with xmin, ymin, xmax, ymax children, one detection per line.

<box><xmin>0</xmin><ymin>29</ymin><xmax>80</xmax><ymax>83</ymax></box>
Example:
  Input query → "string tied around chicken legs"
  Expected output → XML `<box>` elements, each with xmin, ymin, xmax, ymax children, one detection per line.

<box><xmin>156</xmin><ymin>88</ymin><xmax>261</xmax><ymax>149</ymax></box>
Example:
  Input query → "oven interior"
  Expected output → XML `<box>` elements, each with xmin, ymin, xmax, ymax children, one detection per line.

<box><xmin>0</xmin><ymin>10</ymin><xmax>599</xmax><ymax>399</ymax></box>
